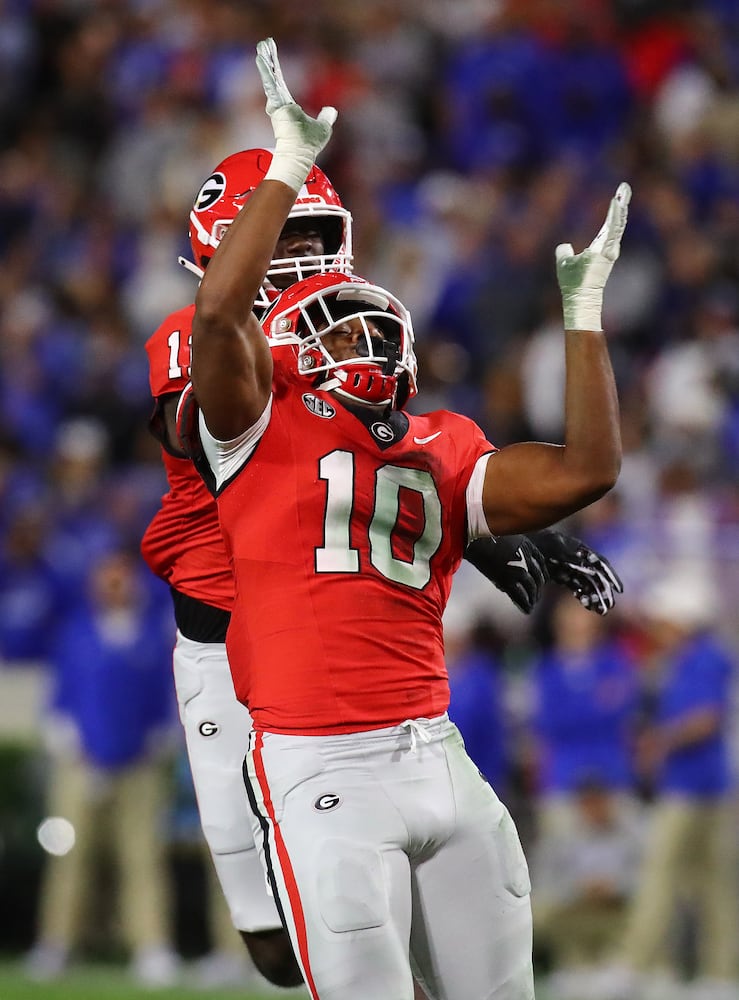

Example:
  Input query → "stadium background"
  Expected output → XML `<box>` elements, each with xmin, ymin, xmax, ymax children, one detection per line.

<box><xmin>0</xmin><ymin>0</ymin><xmax>738</xmax><ymax>997</ymax></box>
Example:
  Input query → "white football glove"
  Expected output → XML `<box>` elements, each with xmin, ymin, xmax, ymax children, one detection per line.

<box><xmin>255</xmin><ymin>37</ymin><xmax>337</xmax><ymax>192</ymax></box>
<box><xmin>556</xmin><ymin>182</ymin><xmax>631</xmax><ymax>332</ymax></box>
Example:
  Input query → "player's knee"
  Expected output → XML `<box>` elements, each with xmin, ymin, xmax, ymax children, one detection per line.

<box><xmin>202</xmin><ymin>821</ymin><xmax>253</xmax><ymax>856</ymax></box>
<box><xmin>240</xmin><ymin>929</ymin><xmax>303</xmax><ymax>988</ymax></box>
<box><xmin>497</xmin><ymin>809</ymin><xmax>531</xmax><ymax>898</ymax></box>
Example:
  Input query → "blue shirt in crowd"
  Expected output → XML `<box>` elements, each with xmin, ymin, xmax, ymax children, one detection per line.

<box><xmin>656</xmin><ymin>632</ymin><xmax>734</xmax><ymax>797</ymax></box>
<box><xmin>534</xmin><ymin>640</ymin><xmax>638</xmax><ymax>793</ymax></box>
<box><xmin>49</xmin><ymin>596</ymin><xmax>174</xmax><ymax>770</ymax></box>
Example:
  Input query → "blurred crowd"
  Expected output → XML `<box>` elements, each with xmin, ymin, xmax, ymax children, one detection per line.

<box><xmin>1</xmin><ymin>0</ymin><xmax>739</xmax><ymax>645</ymax></box>
<box><xmin>1</xmin><ymin>0</ymin><xmax>739</xmax><ymax>995</ymax></box>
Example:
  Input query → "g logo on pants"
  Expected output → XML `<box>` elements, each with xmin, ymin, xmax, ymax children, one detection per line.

<box><xmin>314</xmin><ymin>793</ymin><xmax>341</xmax><ymax>811</ymax></box>
<box><xmin>198</xmin><ymin>720</ymin><xmax>220</xmax><ymax>738</ymax></box>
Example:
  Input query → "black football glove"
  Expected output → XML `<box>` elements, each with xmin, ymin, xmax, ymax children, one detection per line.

<box><xmin>528</xmin><ymin>528</ymin><xmax>623</xmax><ymax>615</ymax></box>
<box><xmin>465</xmin><ymin>535</ymin><xmax>549</xmax><ymax>615</ymax></box>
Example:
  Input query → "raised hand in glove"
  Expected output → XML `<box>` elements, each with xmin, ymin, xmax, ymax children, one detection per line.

<box><xmin>529</xmin><ymin>529</ymin><xmax>623</xmax><ymax>615</ymax></box>
<box><xmin>556</xmin><ymin>182</ymin><xmax>631</xmax><ymax>332</ymax></box>
<box><xmin>255</xmin><ymin>37</ymin><xmax>337</xmax><ymax>192</ymax></box>
<box><xmin>465</xmin><ymin>535</ymin><xmax>548</xmax><ymax>615</ymax></box>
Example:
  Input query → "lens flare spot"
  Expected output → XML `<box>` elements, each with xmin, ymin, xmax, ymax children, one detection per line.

<box><xmin>37</xmin><ymin>817</ymin><xmax>76</xmax><ymax>856</ymax></box>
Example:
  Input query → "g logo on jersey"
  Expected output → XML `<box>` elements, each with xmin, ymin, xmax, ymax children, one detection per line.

<box><xmin>194</xmin><ymin>172</ymin><xmax>227</xmax><ymax>212</ymax></box>
<box><xmin>302</xmin><ymin>394</ymin><xmax>336</xmax><ymax>419</ymax></box>
<box><xmin>314</xmin><ymin>793</ymin><xmax>341</xmax><ymax>811</ymax></box>
<box><xmin>198</xmin><ymin>720</ymin><xmax>220</xmax><ymax>738</ymax></box>
<box><xmin>370</xmin><ymin>422</ymin><xmax>394</xmax><ymax>443</ymax></box>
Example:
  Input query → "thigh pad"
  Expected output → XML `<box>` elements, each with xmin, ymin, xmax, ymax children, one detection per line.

<box><xmin>316</xmin><ymin>838</ymin><xmax>389</xmax><ymax>933</ymax></box>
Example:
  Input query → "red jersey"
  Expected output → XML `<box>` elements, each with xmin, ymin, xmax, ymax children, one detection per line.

<box><xmin>141</xmin><ymin>305</ymin><xmax>234</xmax><ymax>611</ymax></box>
<box><xmin>212</xmin><ymin>349</ymin><xmax>495</xmax><ymax>735</ymax></box>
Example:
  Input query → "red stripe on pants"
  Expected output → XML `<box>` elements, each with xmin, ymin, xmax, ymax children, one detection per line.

<box><xmin>252</xmin><ymin>732</ymin><xmax>319</xmax><ymax>998</ymax></box>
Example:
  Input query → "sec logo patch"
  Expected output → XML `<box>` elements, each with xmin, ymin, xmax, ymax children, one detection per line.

<box><xmin>302</xmin><ymin>394</ymin><xmax>335</xmax><ymax>419</ymax></box>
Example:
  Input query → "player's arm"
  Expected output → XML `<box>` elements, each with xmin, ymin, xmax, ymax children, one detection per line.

<box><xmin>190</xmin><ymin>38</ymin><xmax>336</xmax><ymax>440</ymax></box>
<box><xmin>637</xmin><ymin>706</ymin><xmax>722</xmax><ymax>779</ymax></box>
<box><xmin>481</xmin><ymin>184</ymin><xmax>630</xmax><ymax>535</ymax></box>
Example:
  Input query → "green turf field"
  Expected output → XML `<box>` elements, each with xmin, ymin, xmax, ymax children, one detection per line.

<box><xmin>0</xmin><ymin>958</ymin><xmax>297</xmax><ymax>1000</ymax></box>
<box><xmin>0</xmin><ymin>960</ymin><xmax>556</xmax><ymax>999</ymax></box>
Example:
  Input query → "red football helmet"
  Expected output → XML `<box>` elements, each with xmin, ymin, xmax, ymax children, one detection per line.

<box><xmin>184</xmin><ymin>148</ymin><xmax>353</xmax><ymax>310</ymax></box>
<box><xmin>262</xmin><ymin>273</ymin><xmax>418</xmax><ymax>409</ymax></box>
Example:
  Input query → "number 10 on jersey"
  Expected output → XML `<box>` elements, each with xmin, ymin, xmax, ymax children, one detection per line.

<box><xmin>316</xmin><ymin>450</ymin><xmax>442</xmax><ymax>590</ymax></box>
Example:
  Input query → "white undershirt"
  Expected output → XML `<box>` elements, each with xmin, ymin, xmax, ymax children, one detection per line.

<box><xmin>199</xmin><ymin>397</ymin><xmax>273</xmax><ymax>491</ymax></box>
<box><xmin>465</xmin><ymin>452</ymin><xmax>494</xmax><ymax>540</ymax></box>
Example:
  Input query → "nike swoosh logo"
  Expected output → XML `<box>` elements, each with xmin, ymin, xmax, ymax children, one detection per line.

<box><xmin>506</xmin><ymin>547</ymin><xmax>528</xmax><ymax>572</ymax></box>
<box><xmin>413</xmin><ymin>432</ymin><xmax>442</xmax><ymax>445</ymax></box>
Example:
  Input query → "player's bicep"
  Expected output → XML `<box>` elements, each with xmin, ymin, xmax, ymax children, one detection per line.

<box><xmin>481</xmin><ymin>441</ymin><xmax>594</xmax><ymax>534</ymax></box>
<box><xmin>191</xmin><ymin>310</ymin><xmax>273</xmax><ymax>440</ymax></box>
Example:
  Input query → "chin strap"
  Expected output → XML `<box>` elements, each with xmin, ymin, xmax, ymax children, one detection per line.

<box><xmin>325</xmin><ymin>366</ymin><xmax>398</xmax><ymax>407</ymax></box>
<box><xmin>177</xmin><ymin>256</ymin><xmax>205</xmax><ymax>282</ymax></box>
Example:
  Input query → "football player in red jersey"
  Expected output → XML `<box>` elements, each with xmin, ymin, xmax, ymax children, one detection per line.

<box><xmin>142</xmin><ymin>143</ymin><xmax>621</xmax><ymax>992</ymax></box>
<box><xmin>184</xmin><ymin>38</ymin><xmax>630</xmax><ymax>1000</ymax></box>
<box><xmin>141</xmin><ymin>147</ymin><xmax>354</xmax><ymax>989</ymax></box>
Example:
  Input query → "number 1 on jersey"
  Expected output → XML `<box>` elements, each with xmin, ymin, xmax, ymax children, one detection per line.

<box><xmin>316</xmin><ymin>451</ymin><xmax>359</xmax><ymax>573</ymax></box>
<box><xmin>167</xmin><ymin>329</ymin><xmax>192</xmax><ymax>380</ymax></box>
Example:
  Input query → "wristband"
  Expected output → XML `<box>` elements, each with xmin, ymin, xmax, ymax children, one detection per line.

<box><xmin>263</xmin><ymin>147</ymin><xmax>314</xmax><ymax>193</ymax></box>
<box><xmin>561</xmin><ymin>287</ymin><xmax>604</xmax><ymax>332</ymax></box>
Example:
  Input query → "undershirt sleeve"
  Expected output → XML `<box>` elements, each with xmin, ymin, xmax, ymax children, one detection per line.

<box><xmin>465</xmin><ymin>452</ymin><xmax>495</xmax><ymax>540</ymax></box>
<box><xmin>199</xmin><ymin>396</ymin><xmax>273</xmax><ymax>491</ymax></box>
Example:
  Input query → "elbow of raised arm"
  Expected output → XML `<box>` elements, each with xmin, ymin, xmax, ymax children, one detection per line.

<box><xmin>604</xmin><ymin>446</ymin><xmax>622</xmax><ymax>491</ymax></box>
<box><xmin>596</xmin><ymin>451</ymin><xmax>622</xmax><ymax>493</ymax></box>
<box><xmin>577</xmin><ymin>453</ymin><xmax>622</xmax><ymax>506</ymax></box>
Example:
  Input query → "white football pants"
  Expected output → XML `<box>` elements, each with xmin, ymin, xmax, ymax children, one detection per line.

<box><xmin>245</xmin><ymin>714</ymin><xmax>535</xmax><ymax>1000</ymax></box>
<box><xmin>173</xmin><ymin>631</ymin><xmax>283</xmax><ymax>932</ymax></box>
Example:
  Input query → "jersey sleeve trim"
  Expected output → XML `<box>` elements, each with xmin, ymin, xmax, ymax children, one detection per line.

<box><xmin>465</xmin><ymin>451</ymin><xmax>496</xmax><ymax>540</ymax></box>
<box><xmin>199</xmin><ymin>397</ymin><xmax>273</xmax><ymax>492</ymax></box>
